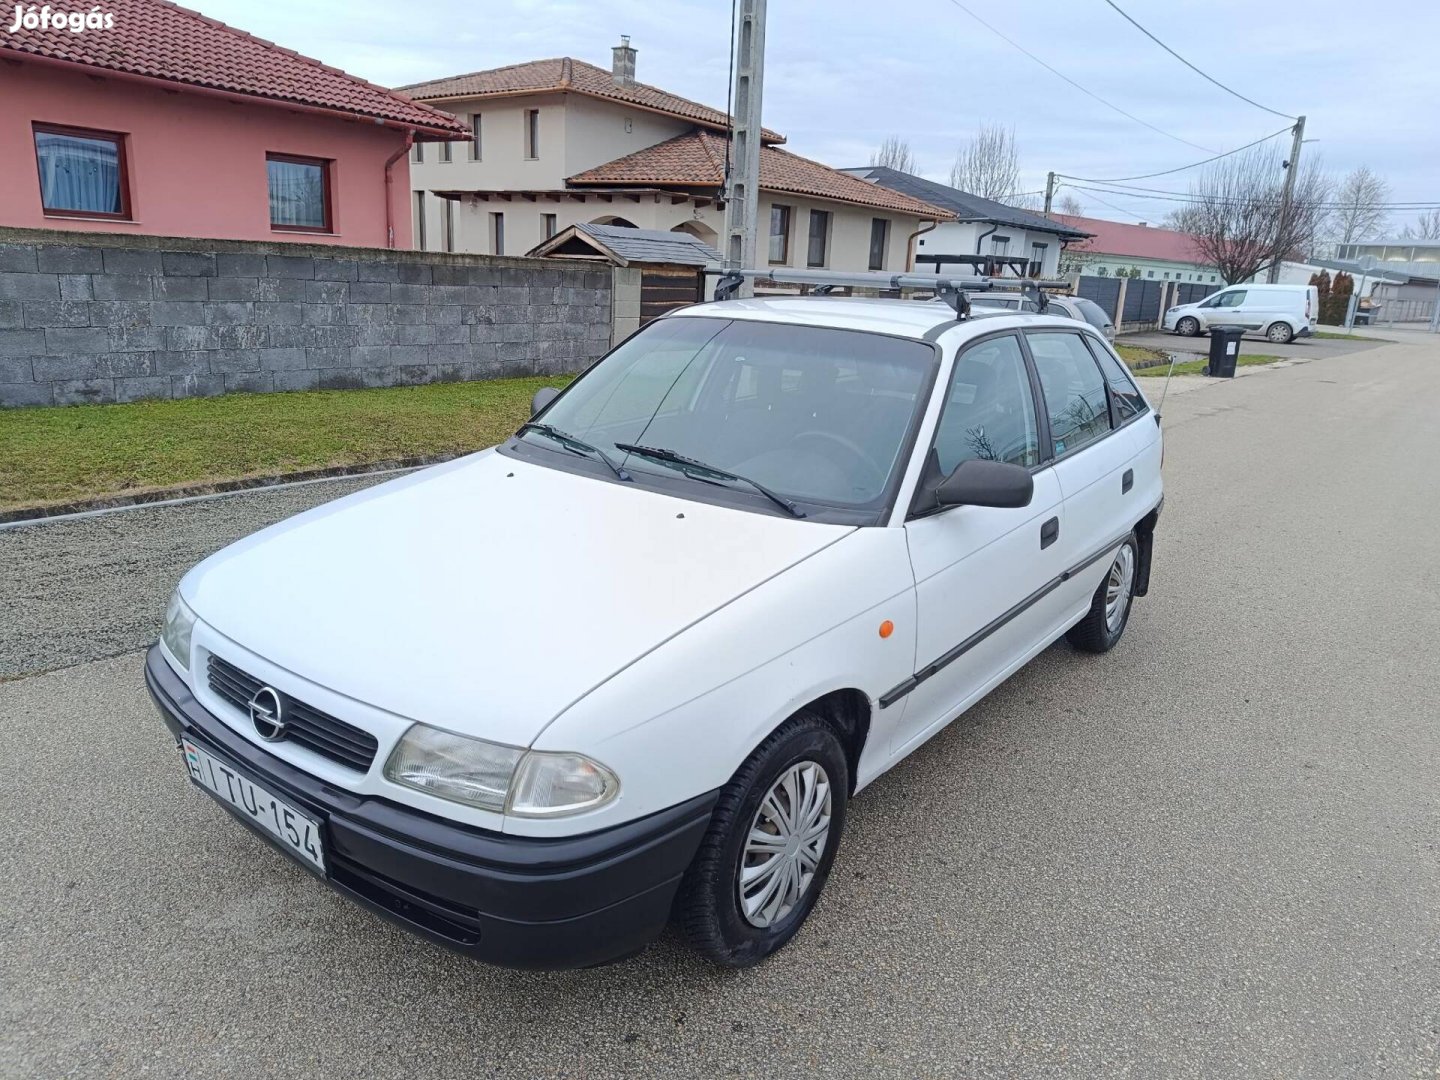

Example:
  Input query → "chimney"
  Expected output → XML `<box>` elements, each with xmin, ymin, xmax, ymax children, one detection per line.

<box><xmin>612</xmin><ymin>35</ymin><xmax>636</xmax><ymax>86</ymax></box>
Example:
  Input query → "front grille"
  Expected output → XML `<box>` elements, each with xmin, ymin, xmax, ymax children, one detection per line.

<box><xmin>206</xmin><ymin>654</ymin><xmax>379</xmax><ymax>773</ymax></box>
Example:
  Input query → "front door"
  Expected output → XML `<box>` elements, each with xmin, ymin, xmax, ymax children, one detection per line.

<box><xmin>892</xmin><ymin>332</ymin><xmax>1070</xmax><ymax>759</ymax></box>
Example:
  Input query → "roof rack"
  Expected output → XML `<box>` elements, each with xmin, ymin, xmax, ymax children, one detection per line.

<box><xmin>705</xmin><ymin>267</ymin><xmax>1071</xmax><ymax>317</ymax></box>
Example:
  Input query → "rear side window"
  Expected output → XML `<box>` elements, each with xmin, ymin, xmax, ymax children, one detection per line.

<box><xmin>1086</xmin><ymin>338</ymin><xmax>1149</xmax><ymax>423</ymax></box>
<box><xmin>1025</xmin><ymin>331</ymin><xmax>1112</xmax><ymax>456</ymax></box>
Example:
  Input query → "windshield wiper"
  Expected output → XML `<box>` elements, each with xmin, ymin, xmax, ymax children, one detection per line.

<box><xmin>517</xmin><ymin>423</ymin><xmax>631</xmax><ymax>482</ymax></box>
<box><xmin>612</xmin><ymin>443</ymin><xmax>806</xmax><ymax>518</ymax></box>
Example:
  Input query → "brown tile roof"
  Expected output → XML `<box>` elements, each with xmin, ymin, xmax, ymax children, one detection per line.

<box><xmin>566</xmin><ymin>131</ymin><xmax>955</xmax><ymax>219</ymax></box>
<box><xmin>401</xmin><ymin>57</ymin><xmax>784</xmax><ymax>144</ymax></box>
<box><xmin>1</xmin><ymin>0</ymin><xmax>468</xmax><ymax>137</ymax></box>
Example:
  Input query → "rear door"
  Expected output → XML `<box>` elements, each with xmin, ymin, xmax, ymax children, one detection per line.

<box><xmin>895</xmin><ymin>331</ymin><xmax>1068</xmax><ymax>758</ymax></box>
<box><xmin>1023</xmin><ymin>329</ymin><xmax>1146</xmax><ymax>618</ymax></box>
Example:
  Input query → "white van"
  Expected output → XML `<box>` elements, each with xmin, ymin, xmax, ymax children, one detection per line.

<box><xmin>1163</xmin><ymin>283</ymin><xmax>1318</xmax><ymax>344</ymax></box>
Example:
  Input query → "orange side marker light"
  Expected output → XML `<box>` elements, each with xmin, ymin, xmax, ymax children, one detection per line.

<box><xmin>878</xmin><ymin>620</ymin><xmax>894</xmax><ymax>639</ymax></box>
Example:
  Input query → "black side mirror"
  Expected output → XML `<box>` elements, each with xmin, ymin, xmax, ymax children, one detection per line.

<box><xmin>936</xmin><ymin>458</ymin><xmax>1034</xmax><ymax>509</ymax></box>
<box><xmin>531</xmin><ymin>386</ymin><xmax>560</xmax><ymax>416</ymax></box>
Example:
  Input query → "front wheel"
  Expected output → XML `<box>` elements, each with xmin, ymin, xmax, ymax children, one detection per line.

<box><xmin>1265</xmin><ymin>321</ymin><xmax>1295</xmax><ymax>344</ymax></box>
<box><xmin>1176</xmin><ymin>316</ymin><xmax>1200</xmax><ymax>337</ymax></box>
<box><xmin>1067</xmin><ymin>533</ymin><xmax>1138</xmax><ymax>653</ymax></box>
<box><xmin>675</xmin><ymin>712</ymin><xmax>848</xmax><ymax>967</ymax></box>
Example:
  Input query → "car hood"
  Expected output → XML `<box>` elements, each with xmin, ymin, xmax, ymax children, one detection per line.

<box><xmin>183</xmin><ymin>451</ymin><xmax>853</xmax><ymax>747</ymax></box>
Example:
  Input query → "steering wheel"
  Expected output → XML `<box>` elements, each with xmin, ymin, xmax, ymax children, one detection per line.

<box><xmin>792</xmin><ymin>430</ymin><xmax>887</xmax><ymax>494</ymax></box>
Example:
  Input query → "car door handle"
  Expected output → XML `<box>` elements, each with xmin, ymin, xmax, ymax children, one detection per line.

<box><xmin>1040</xmin><ymin>516</ymin><xmax>1059</xmax><ymax>549</ymax></box>
<box><xmin>1122</xmin><ymin>468</ymin><xmax>1134</xmax><ymax>494</ymax></box>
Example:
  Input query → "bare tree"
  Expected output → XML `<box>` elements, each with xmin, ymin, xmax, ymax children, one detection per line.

<box><xmin>869</xmin><ymin>136</ymin><xmax>917</xmax><ymax>174</ymax></box>
<box><xmin>950</xmin><ymin>124</ymin><xmax>1025</xmax><ymax>202</ymax></box>
<box><xmin>1168</xmin><ymin>144</ymin><xmax>1331</xmax><ymax>284</ymax></box>
<box><xmin>1329</xmin><ymin>166</ymin><xmax>1390</xmax><ymax>244</ymax></box>
<box><xmin>1399</xmin><ymin>209</ymin><xmax>1440</xmax><ymax>240</ymax></box>
<box><xmin>1056</xmin><ymin>193</ymin><xmax>1085</xmax><ymax>218</ymax></box>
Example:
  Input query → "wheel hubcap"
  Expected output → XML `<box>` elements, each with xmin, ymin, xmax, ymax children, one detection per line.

<box><xmin>738</xmin><ymin>761</ymin><xmax>832</xmax><ymax>928</ymax></box>
<box><xmin>1105</xmin><ymin>544</ymin><xmax>1136</xmax><ymax>633</ymax></box>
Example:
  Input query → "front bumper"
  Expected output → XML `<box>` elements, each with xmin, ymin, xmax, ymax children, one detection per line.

<box><xmin>145</xmin><ymin>645</ymin><xmax>716</xmax><ymax>969</ymax></box>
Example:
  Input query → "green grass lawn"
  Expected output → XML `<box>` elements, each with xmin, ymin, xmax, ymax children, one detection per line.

<box><xmin>1115</xmin><ymin>343</ymin><xmax>1168</xmax><ymax>366</ymax></box>
<box><xmin>1132</xmin><ymin>354</ymin><xmax>1280</xmax><ymax>377</ymax></box>
<box><xmin>0</xmin><ymin>375</ymin><xmax>571</xmax><ymax>512</ymax></box>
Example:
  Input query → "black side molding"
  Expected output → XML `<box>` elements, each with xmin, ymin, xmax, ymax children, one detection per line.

<box><xmin>878</xmin><ymin>518</ymin><xmax>1155</xmax><ymax>710</ymax></box>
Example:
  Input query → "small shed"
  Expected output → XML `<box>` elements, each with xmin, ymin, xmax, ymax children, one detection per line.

<box><xmin>528</xmin><ymin>223</ymin><xmax>720</xmax><ymax>327</ymax></box>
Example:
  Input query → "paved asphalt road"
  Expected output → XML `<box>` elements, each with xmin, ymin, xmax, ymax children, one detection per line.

<box><xmin>2</xmin><ymin>338</ymin><xmax>1438</xmax><ymax>1078</ymax></box>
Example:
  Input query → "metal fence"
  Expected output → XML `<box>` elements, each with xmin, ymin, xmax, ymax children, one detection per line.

<box><xmin>1072</xmin><ymin>274</ymin><xmax>1217</xmax><ymax>329</ymax></box>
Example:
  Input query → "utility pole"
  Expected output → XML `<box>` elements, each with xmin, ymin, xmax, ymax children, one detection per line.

<box><xmin>1044</xmin><ymin>171</ymin><xmax>1056</xmax><ymax>216</ymax></box>
<box><xmin>1267</xmin><ymin>114</ymin><xmax>1306</xmax><ymax>283</ymax></box>
<box><xmin>722</xmin><ymin>0</ymin><xmax>766</xmax><ymax>298</ymax></box>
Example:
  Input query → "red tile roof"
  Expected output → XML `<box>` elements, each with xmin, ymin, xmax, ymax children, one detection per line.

<box><xmin>1</xmin><ymin>0</ymin><xmax>468</xmax><ymax>137</ymax></box>
<box><xmin>567</xmin><ymin>131</ymin><xmax>954</xmax><ymax>220</ymax></box>
<box><xmin>1052</xmin><ymin>214</ymin><xmax>1207</xmax><ymax>265</ymax></box>
<box><xmin>402</xmin><ymin>57</ymin><xmax>785</xmax><ymax>145</ymax></box>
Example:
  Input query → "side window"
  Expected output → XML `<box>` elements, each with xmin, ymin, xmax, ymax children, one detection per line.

<box><xmin>1026</xmin><ymin>331</ymin><xmax>1112</xmax><ymax>457</ymax></box>
<box><xmin>932</xmin><ymin>334</ymin><xmax>1040</xmax><ymax>474</ymax></box>
<box><xmin>1214</xmin><ymin>290</ymin><xmax>1246</xmax><ymax>308</ymax></box>
<box><xmin>1085</xmin><ymin>337</ymin><xmax>1149</xmax><ymax>423</ymax></box>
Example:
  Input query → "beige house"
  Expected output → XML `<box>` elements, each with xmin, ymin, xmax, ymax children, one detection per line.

<box><xmin>401</xmin><ymin>40</ymin><xmax>951</xmax><ymax>272</ymax></box>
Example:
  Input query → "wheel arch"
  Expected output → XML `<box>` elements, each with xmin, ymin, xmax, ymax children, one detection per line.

<box><xmin>794</xmin><ymin>687</ymin><xmax>873</xmax><ymax>795</ymax></box>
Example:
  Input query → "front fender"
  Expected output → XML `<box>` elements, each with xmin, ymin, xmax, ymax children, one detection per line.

<box><xmin>527</xmin><ymin>528</ymin><xmax>917</xmax><ymax>833</ymax></box>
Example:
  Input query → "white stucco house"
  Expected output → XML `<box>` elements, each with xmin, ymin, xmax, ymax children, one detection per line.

<box><xmin>840</xmin><ymin>166</ymin><xmax>1090</xmax><ymax>279</ymax></box>
<box><xmin>401</xmin><ymin>40</ymin><xmax>952</xmax><ymax>272</ymax></box>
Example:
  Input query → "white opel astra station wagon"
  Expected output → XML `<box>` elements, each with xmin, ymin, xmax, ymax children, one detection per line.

<box><xmin>147</xmin><ymin>279</ymin><xmax>1163</xmax><ymax>969</ymax></box>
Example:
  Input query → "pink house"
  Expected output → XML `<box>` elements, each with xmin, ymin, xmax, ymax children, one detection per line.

<box><xmin>0</xmin><ymin>0</ymin><xmax>467</xmax><ymax>247</ymax></box>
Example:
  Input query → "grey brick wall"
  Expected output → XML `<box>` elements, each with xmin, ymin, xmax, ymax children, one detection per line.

<box><xmin>0</xmin><ymin>229</ymin><xmax>615</xmax><ymax>407</ymax></box>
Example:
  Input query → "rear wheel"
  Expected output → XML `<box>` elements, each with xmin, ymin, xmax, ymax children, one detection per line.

<box><xmin>675</xmin><ymin>711</ymin><xmax>848</xmax><ymax>967</ymax></box>
<box><xmin>1176</xmin><ymin>316</ymin><xmax>1200</xmax><ymax>337</ymax></box>
<box><xmin>1265</xmin><ymin>321</ymin><xmax>1295</xmax><ymax>344</ymax></box>
<box><xmin>1067</xmin><ymin>533</ymin><xmax>1138</xmax><ymax>653</ymax></box>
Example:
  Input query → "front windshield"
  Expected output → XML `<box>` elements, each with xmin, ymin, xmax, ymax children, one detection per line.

<box><xmin>527</xmin><ymin>316</ymin><xmax>936</xmax><ymax>513</ymax></box>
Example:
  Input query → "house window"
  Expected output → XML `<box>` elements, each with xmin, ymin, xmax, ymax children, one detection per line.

<box><xmin>442</xmin><ymin>197</ymin><xmax>455</xmax><ymax>252</ymax></box>
<box><xmin>267</xmin><ymin>154</ymin><xmax>331</xmax><ymax>232</ymax></box>
<box><xmin>1147</xmin><ymin>270</ymin><xmax>1155</xmax><ymax>278</ymax></box>
<box><xmin>414</xmin><ymin>191</ymin><xmax>426</xmax><ymax>250</ymax></box>
<box><xmin>525</xmin><ymin>109</ymin><xmax>540</xmax><ymax>159</ymax></box>
<box><xmin>33</xmin><ymin>123</ymin><xmax>129</xmax><ymax>219</ymax></box>
<box><xmin>769</xmin><ymin>204</ymin><xmax>791</xmax><ymax>264</ymax></box>
<box><xmin>439</xmin><ymin>140</ymin><xmax>452</xmax><ymax>163</ymax></box>
<box><xmin>490</xmin><ymin>211</ymin><xmax>505</xmax><ymax>255</ymax></box>
<box><xmin>543</xmin><ymin>213</ymin><xmax>558</xmax><ymax>239</ymax></box>
<box><xmin>412</xmin><ymin>142</ymin><xmax>424</xmax><ymax>163</ymax></box>
<box><xmin>868</xmin><ymin>218</ymin><xmax>889</xmax><ymax>271</ymax></box>
<box><xmin>470</xmin><ymin>114</ymin><xmax>482</xmax><ymax>160</ymax></box>
<box><xmin>806</xmin><ymin>209</ymin><xmax>830</xmax><ymax>268</ymax></box>
<box><xmin>1029</xmin><ymin>242</ymin><xmax>1048</xmax><ymax>277</ymax></box>
<box><xmin>991</xmin><ymin>235</ymin><xmax>1010</xmax><ymax>255</ymax></box>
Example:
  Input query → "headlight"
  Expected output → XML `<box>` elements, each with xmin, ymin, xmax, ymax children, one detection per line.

<box><xmin>383</xmin><ymin>724</ymin><xmax>618</xmax><ymax>817</ymax></box>
<box><xmin>160</xmin><ymin>590</ymin><xmax>196</xmax><ymax>670</ymax></box>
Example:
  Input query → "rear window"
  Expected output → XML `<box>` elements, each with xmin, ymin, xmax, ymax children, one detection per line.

<box><xmin>1072</xmin><ymin>297</ymin><xmax>1113</xmax><ymax>330</ymax></box>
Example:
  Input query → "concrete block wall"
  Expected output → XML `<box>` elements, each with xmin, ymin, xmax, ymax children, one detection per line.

<box><xmin>0</xmin><ymin>228</ymin><xmax>614</xmax><ymax>407</ymax></box>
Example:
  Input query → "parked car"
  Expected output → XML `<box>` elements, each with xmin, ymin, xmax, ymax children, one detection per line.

<box><xmin>1162</xmin><ymin>283</ymin><xmax>1318</xmax><ymax>344</ymax></box>
<box><xmin>949</xmin><ymin>293</ymin><xmax>1116</xmax><ymax>340</ymax></box>
<box><xmin>147</xmin><ymin>294</ymin><xmax>1164</xmax><ymax>970</ymax></box>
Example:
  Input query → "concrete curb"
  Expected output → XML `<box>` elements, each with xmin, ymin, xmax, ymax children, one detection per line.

<box><xmin>0</xmin><ymin>454</ymin><xmax>462</xmax><ymax>528</ymax></box>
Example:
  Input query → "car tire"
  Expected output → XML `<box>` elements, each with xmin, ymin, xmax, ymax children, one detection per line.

<box><xmin>1176</xmin><ymin>316</ymin><xmax>1200</xmax><ymax>337</ymax></box>
<box><xmin>1066</xmin><ymin>532</ymin><xmax>1139</xmax><ymax>654</ymax></box>
<box><xmin>675</xmin><ymin>710</ymin><xmax>849</xmax><ymax>967</ymax></box>
<box><xmin>1265</xmin><ymin>321</ymin><xmax>1295</xmax><ymax>344</ymax></box>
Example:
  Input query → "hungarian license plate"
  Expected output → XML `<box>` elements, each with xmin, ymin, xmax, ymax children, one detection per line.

<box><xmin>182</xmin><ymin>738</ymin><xmax>326</xmax><ymax>874</ymax></box>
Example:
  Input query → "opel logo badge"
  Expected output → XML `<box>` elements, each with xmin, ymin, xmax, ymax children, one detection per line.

<box><xmin>248</xmin><ymin>686</ymin><xmax>286</xmax><ymax>741</ymax></box>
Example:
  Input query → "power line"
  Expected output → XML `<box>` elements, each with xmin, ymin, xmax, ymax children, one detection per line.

<box><xmin>1056</xmin><ymin>125</ymin><xmax>1293</xmax><ymax>184</ymax></box>
<box><xmin>1057</xmin><ymin>184</ymin><xmax>1151</xmax><ymax>222</ymax></box>
<box><xmin>1101</xmin><ymin>0</ymin><xmax>1296</xmax><ymax>120</ymax></box>
<box><xmin>1068</xmin><ymin>182</ymin><xmax>1440</xmax><ymax>210</ymax></box>
<box><xmin>941</xmin><ymin>0</ymin><xmax>1215</xmax><ymax>154</ymax></box>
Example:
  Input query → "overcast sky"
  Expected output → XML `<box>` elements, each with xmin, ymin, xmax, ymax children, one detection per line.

<box><xmin>199</xmin><ymin>0</ymin><xmax>1440</xmax><ymax>232</ymax></box>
